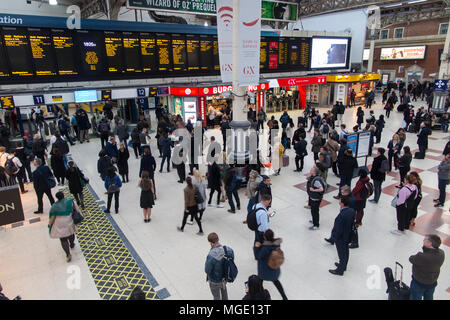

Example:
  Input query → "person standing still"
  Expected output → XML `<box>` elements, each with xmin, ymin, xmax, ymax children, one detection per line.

<box><xmin>104</xmin><ymin>167</ymin><xmax>122</xmax><ymax>214</ymax></box>
<box><xmin>434</xmin><ymin>152</ymin><xmax>450</xmax><ymax>207</ymax></box>
<box><xmin>306</xmin><ymin>166</ymin><xmax>325</xmax><ymax>230</ymax></box>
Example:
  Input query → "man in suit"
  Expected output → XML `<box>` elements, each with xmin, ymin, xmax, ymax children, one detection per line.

<box><xmin>328</xmin><ymin>195</ymin><xmax>356</xmax><ymax>275</ymax></box>
<box><xmin>32</xmin><ymin>158</ymin><xmax>55</xmax><ymax>214</ymax></box>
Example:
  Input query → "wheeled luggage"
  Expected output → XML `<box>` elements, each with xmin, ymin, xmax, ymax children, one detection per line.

<box><xmin>385</xmin><ymin>262</ymin><xmax>410</xmax><ymax>300</ymax></box>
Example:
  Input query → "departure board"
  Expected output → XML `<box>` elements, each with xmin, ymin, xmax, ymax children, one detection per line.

<box><xmin>186</xmin><ymin>34</ymin><xmax>200</xmax><ymax>71</ymax></box>
<box><xmin>199</xmin><ymin>35</ymin><xmax>213</xmax><ymax>71</ymax></box>
<box><xmin>2</xmin><ymin>27</ymin><xmax>34</xmax><ymax>76</ymax></box>
<box><xmin>140</xmin><ymin>33</ymin><xmax>157</xmax><ymax>72</ymax></box>
<box><xmin>51</xmin><ymin>29</ymin><xmax>77</xmax><ymax>75</ymax></box>
<box><xmin>156</xmin><ymin>33</ymin><xmax>171</xmax><ymax>72</ymax></box>
<box><xmin>28</xmin><ymin>28</ymin><xmax>57</xmax><ymax>76</ymax></box>
<box><xmin>171</xmin><ymin>34</ymin><xmax>187</xmax><ymax>72</ymax></box>
<box><xmin>122</xmin><ymin>32</ymin><xmax>141</xmax><ymax>73</ymax></box>
<box><xmin>75</xmin><ymin>30</ymin><xmax>105</xmax><ymax>76</ymax></box>
<box><xmin>288</xmin><ymin>38</ymin><xmax>300</xmax><ymax>67</ymax></box>
<box><xmin>0</xmin><ymin>96</ymin><xmax>14</xmax><ymax>109</ymax></box>
<box><xmin>213</xmin><ymin>36</ymin><xmax>220</xmax><ymax>71</ymax></box>
<box><xmin>260</xmin><ymin>38</ymin><xmax>268</xmax><ymax>70</ymax></box>
<box><xmin>268</xmin><ymin>38</ymin><xmax>279</xmax><ymax>70</ymax></box>
<box><xmin>299</xmin><ymin>38</ymin><xmax>311</xmax><ymax>70</ymax></box>
<box><xmin>278</xmin><ymin>37</ymin><xmax>288</xmax><ymax>69</ymax></box>
<box><xmin>104</xmin><ymin>31</ymin><xmax>124</xmax><ymax>73</ymax></box>
<box><xmin>0</xmin><ymin>35</ymin><xmax>10</xmax><ymax>77</ymax></box>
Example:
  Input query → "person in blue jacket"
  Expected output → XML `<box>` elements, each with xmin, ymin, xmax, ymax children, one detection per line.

<box><xmin>327</xmin><ymin>195</ymin><xmax>356</xmax><ymax>276</ymax></box>
<box><xmin>254</xmin><ymin>229</ymin><xmax>288</xmax><ymax>300</ymax></box>
<box><xmin>279</xmin><ymin>110</ymin><xmax>290</xmax><ymax>132</ymax></box>
<box><xmin>104</xmin><ymin>167</ymin><xmax>122</xmax><ymax>214</ymax></box>
<box><xmin>105</xmin><ymin>135</ymin><xmax>119</xmax><ymax>161</ymax></box>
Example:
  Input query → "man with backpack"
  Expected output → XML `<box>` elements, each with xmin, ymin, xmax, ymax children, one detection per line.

<box><xmin>306</xmin><ymin>166</ymin><xmax>326</xmax><ymax>230</ymax></box>
<box><xmin>369</xmin><ymin>147</ymin><xmax>388</xmax><ymax>204</ymax></box>
<box><xmin>97</xmin><ymin>118</ymin><xmax>111</xmax><ymax>149</ymax></box>
<box><xmin>247</xmin><ymin>193</ymin><xmax>272</xmax><ymax>246</ymax></box>
<box><xmin>5</xmin><ymin>149</ymin><xmax>27</xmax><ymax>194</ymax></box>
<box><xmin>257</xmin><ymin>108</ymin><xmax>266</xmax><ymax>132</ymax></box>
<box><xmin>205</xmin><ymin>232</ymin><xmax>235</xmax><ymax>300</ymax></box>
<box><xmin>57</xmin><ymin>115</ymin><xmax>75</xmax><ymax>146</ymax></box>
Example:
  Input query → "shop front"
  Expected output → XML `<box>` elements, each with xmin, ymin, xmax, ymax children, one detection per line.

<box><xmin>326</xmin><ymin>73</ymin><xmax>381</xmax><ymax>106</ymax></box>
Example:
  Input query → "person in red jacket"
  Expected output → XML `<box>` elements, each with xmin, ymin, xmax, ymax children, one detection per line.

<box><xmin>352</xmin><ymin>169</ymin><xmax>370</xmax><ymax>227</ymax></box>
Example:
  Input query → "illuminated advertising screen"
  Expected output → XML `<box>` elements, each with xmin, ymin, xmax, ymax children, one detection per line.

<box><xmin>380</xmin><ymin>46</ymin><xmax>426</xmax><ymax>60</ymax></box>
<box><xmin>74</xmin><ymin>90</ymin><xmax>98</xmax><ymax>103</ymax></box>
<box><xmin>310</xmin><ymin>37</ymin><xmax>350</xmax><ymax>69</ymax></box>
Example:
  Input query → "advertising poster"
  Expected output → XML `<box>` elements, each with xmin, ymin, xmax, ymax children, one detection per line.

<box><xmin>216</xmin><ymin>0</ymin><xmax>233</xmax><ymax>83</ymax></box>
<box><xmin>310</xmin><ymin>37</ymin><xmax>349</xmax><ymax>69</ymax></box>
<box><xmin>380</xmin><ymin>46</ymin><xmax>426</xmax><ymax>60</ymax></box>
<box><xmin>347</xmin><ymin>133</ymin><xmax>358</xmax><ymax>156</ymax></box>
<box><xmin>261</xmin><ymin>1</ymin><xmax>298</xmax><ymax>22</ymax></box>
<box><xmin>357</xmin><ymin>131</ymin><xmax>371</xmax><ymax>158</ymax></box>
<box><xmin>0</xmin><ymin>185</ymin><xmax>25</xmax><ymax>226</ymax></box>
<box><xmin>174</xmin><ymin>97</ymin><xmax>183</xmax><ymax>115</ymax></box>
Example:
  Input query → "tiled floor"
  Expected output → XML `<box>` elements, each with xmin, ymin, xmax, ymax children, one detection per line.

<box><xmin>1</xmin><ymin>94</ymin><xmax>449</xmax><ymax>300</ymax></box>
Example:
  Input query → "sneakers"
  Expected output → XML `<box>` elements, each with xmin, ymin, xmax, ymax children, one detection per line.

<box><xmin>216</xmin><ymin>204</ymin><xmax>224</xmax><ymax>208</ymax></box>
<box><xmin>228</xmin><ymin>209</ymin><xmax>236</xmax><ymax>214</ymax></box>
<box><xmin>434</xmin><ymin>203</ymin><xmax>444</xmax><ymax>207</ymax></box>
<box><xmin>177</xmin><ymin>227</ymin><xmax>183</xmax><ymax>232</ymax></box>
<box><xmin>309</xmin><ymin>226</ymin><xmax>319</xmax><ymax>230</ymax></box>
<box><xmin>186</xmin><ymin>221</ymin><xmax>194</xmax><ymax>225</ymax></box>
<box><xmin>391</xmin><ymin>230</ymin><xmax>403</xmax><ymax>236</ymax></box>
<box><xmin>196</xmin><ymin>231</ymin><xmax>204</xmax><ymax>236</ymax></box>
<box><xmin>208</xmin><ymin>204</ymin><xmax>214</xmax><ymax>207</ymax></box>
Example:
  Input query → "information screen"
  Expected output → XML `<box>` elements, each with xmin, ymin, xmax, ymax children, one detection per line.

<box><xmin>140</xmin><ymin>33</ymin><xmax>157</xmax><ymax>73</ymax></box>
<box><xmin>186</xmin><ymin>34</ymin><xmax>200</xmax><ymax>71</ymax></box>
<box><xmin>0</xmin><ymin>96</ymin><xmax>15</xmax><ymax>109</ymax></box>
<box><xmin>51</xmin><ymin>29</ymin><xmax>77</xmax><ymax>75</ymax></box>
<box><xmin>101</xmin><ymin>89</ymin><xmax>112</xmax><ymax>101</ymax></box>
<box><xmin>299</xmin><ymin>38</ymin><xmax>311</xmax><ymax>70</ymax></box>
<box><xmin>74</xmin><ymin>90</ymin><xmax>98</xmax><ymax>103</ymax></box>
<box><xmin>0</xmin><ymin>34</ymin><xmax>10</xmax><ymax>77</ymax></box>
<box><xmin>213</xmin><ymin>36</ymin><xmax>220</xmax><ymax>71</ymax></box>
<box><xmin>268</xmin><ymin>38</ymin><xmax>279</xmax><ymax>70</ymax></box>
<box><xmin>104</xmin><ymin>31</ymin><xmax>124</xmax><ymax>73</ymax></box>
<box><xmin>156</xmin><ymin>33</ymin><xmax>171</xmax><ymax>72</ymax></box>
<box><xmin>260</xmin><ymin>38</ymin><xmax>268</xmax><ymax>70</ymax></box>
<box><xmin>171</xmin><ymin>34</ymin><xmax>187</xmax><ymax>72</ymax></box>
<box><xmin>75</xmin><ymin>30</ymin><xmax>105</xmax><ymax>76</ymax></box>
<box><xmin>278</xmin><ymin>37</ymin><xmax>288</xmax><ymax>69</ymax></box>
<box><xmin>310</xmin><ymin>37</ymin><xmax>350</xmax><ymax>69</ymax></box>
<box><xmin>28</xmin><ymin>28</ymin><xmax>58</xmax><ymax>76</ymax></box>
<box><xmin>122</xmin><ymin>32</ymin><xmax>141</xmax><ymax>73</ymax></box>
<box><xmin>199</xmin><ymin>35</ymin><xmax>213</xmax><ymax>71</ymax></box>
<box><xmin>2</xmin><ymin>27</ymin><xmax>34</xmax><ymax>76</ymax></box>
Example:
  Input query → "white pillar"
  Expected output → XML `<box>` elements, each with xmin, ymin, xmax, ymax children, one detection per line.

<box><xmin>368</xmin><ymin>29</ymin><xmax>376</xmax><ymax>73</ymax></box>
<box><xmin>439</xmin><ymin>18</ymin><xmax>450</xmax><ymax>79</ymax></box>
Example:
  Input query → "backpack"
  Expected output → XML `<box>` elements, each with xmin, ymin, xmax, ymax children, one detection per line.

<box><xmin>5</xmin><ymin>157</ymin><xmax>18</xmax><ymax>175</ymax></box>
<box><xmin>379</xmin><ymin>159</ymin><xmax>390</xmax><ymax>173</ymax></box>
<box><xmin>267</xmin><ymin>247</ymin><xmax>285</xmax><ymax>270</ymax></box>
<box><xmin>99</xmin><ymin>122</ymin><xmax>109</xmax><ymax>134</ymax></box>
<box><xmin>107</xmin><ymin>178</ymin><xmax>120</xmax><ymax>193</ymax></box>
<box><xmin>194</xmin><ymin>187</ymin><xmax>204</xmax><ymax>204</ymax></box>
<box><xmin>360</xmin><ymin>181</ymin><xmax>374</xmax><ymax>200</ymax></box>
<box><xmin>246</xmin><ymin>207</ymin><xmax>266</xmax><ymax>231</ymax></box>
<box><xmin>58</xmin><ymin>119</ymin><xmax>67</xmax><ymax>132</ymax></box>
<box><xmin>322</xmin><ymin>124</ymin><xmax>329</xmax><ymax>134</ymax></box>
<box><xmin>222</xmin><ymin>246</ymin><xmax>238</xmax><ymax>283</ymax></box>
<box><xmin>404</xmin><ymin>186</ymin><xmax>417</xmax><ymax>209</ymax></box>
<box><xmin>54</xmin><ymin>137</ymin><xmax>69</xmax><ymax>155</ymax></box>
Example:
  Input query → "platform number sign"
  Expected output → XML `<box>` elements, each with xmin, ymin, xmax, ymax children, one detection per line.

<box><xmin>137</xmin><ymin>88</ymin><xmax>146</xmax><ymax>97</ymax></box>
<box><xmin>33</xmin><ymin>95</ymin><xmax>45</xmax><ymax>105</ymax></box>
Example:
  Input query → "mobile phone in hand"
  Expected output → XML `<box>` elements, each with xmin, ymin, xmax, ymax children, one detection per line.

<box><xmin>270</xmin><ymin>210</ymin><xmax>277</xmax><ymax>217</ymax></box>
<box><xmin>245</xmin><ymin>281</ymin><xmax>248</xmax><ymax>289</ymax></box>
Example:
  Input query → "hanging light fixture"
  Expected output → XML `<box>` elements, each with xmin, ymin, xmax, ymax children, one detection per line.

<box><xmin>49</xmin><ymin>0</ymin><xmax>58</xmax><ymax>5</ymax></box>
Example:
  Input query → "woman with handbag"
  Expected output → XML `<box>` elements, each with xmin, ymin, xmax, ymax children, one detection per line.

<box><xmin>177</xmin><ymin>176</ymin><xmax>203</xmax><ymax>235</ymax></box>
<box><xmin>391</xmin><ymin>174</ymin><xmax>418</xmax><ymax>236</ymax></box>
<box><xmin>138</xmin><ymin>170</ymin><xmax>155</xmax><ymax>223</ymax></box>
<box><xmin>191</xmin><ymin>169</ymin><xmax>207</xmax><ymax>222</ymax></box>
<box><xmin>48</xmin><ymin>191</ymin><xmax>79</xmax><ymax>262</ymax></box>
<box><xmin>65</xmin><ymin>161</ymin><xmax>87</xmax><ymax>209</ymax></box>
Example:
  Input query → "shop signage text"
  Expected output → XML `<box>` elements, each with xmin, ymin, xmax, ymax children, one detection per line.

<box><xmin>170</xmin><ymin>83</ymin><xmax>268</xmax><ymax>96</ymax></box>
<box><xmin>270</xmin><ymin>76</ymin><xmax>326</xmax><ymax>88</ymax></box>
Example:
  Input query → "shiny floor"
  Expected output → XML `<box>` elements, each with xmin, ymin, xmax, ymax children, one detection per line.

<box><xmin>1</xmin><ymin>95</ymin><xmax>449</xmax><ymax>300</ymax></box>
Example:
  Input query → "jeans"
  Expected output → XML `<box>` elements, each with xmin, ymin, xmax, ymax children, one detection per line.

<box><xmin>209</xmin><ymin>281</ymin><xmax>228</xmax><ymax>300</ymax></box>
<box><xmin>61</xmin><ymin>130</ymin><xmax>73</xmax><ymax>145</ymax></box>
<box><xmin>36</xmin><ymin>188</ymin><xmax>55</xmax><ymax>212</ymax></box>
<box><xmin>160</xmin><ymin>154</ymin><xmax>171</xmax><ymax>172</ymax></box>
<box><xmin>438</xmin><ymin>179</ymin><xmax>447</xmax><ymax>204</ymax></box>
<box><xmin>247</xmin><ymin>197</ymin><xmax>256</xmax><ymax>213</ymax></box>
<box><xmin>79</xmin><ymin>129</ymin><xmax>89</xmax><ymax>142</ymax></box>
<box><xmin>409</xmin><ymin>277</ymin><xmax>436</xmax><ymax>300</ymax></box>
<box><xmin>373</xmin><ymin>179</ymin><xmax>382</xmax><ymax>202</ymax></box>
<box><xmin>442</xmin><ymin>122</ymin><xmax>449</xmax><ymax>133</ymax></box>
<box><xmin>310</xmin><ymin>199</ymin><xmax>321</xmax><ymax>227</ymax></box>
<box><xmin>107</xmin><ymin>191</ymin><xmax>120</xmax><ymax>212</ymax></box>
<box><xmin>100</xmin><ymin>134</ymin><xmax>109</xmax><ymax>149</ymax></box>
<box><xmin>226</xmin><ymin>188</ymin><xmax>240</xmax><ymax>211</ymax></box>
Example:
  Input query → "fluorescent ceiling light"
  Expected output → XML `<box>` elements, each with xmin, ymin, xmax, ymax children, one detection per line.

<box><xmin>49</xmin><ymin>0</ymin><xmax>58</xmax><ymax>5</ymax></box>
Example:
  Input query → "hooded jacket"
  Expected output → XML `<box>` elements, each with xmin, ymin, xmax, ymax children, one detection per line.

<box><xmin>205</xmin><ymin>243</ymin><xmax>234</xmax><ymax>283</ymax></box>
<box><xmin>255</xmin><ymin>238</ymin><xmax>282</xmax><ymax>281</ymax></box>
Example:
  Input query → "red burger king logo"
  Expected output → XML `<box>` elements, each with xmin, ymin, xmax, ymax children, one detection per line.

<box><xmin>203</xmin><ymin>88</ymin><xmax>209</xmax><ymax>95</ymax></box>
<box><xmin>185</xmin><ymin>88</ymin><xmax>192</xmax><ymax>95</ymax></box>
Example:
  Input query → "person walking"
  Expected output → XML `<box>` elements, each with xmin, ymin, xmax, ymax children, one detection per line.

<box><xmin>105</xmin><ymin>135</ymin><xmax>119</xmax><ymax>163</ymax></box>
<box><xmin>350</xmin><ymin>89</ymin><xmax>356</xmax><ymax>107</ymax></box>
<box><xmin>104</xmin><ymin>167</ymin><xmax>122</xmax><ymax>214</ymax></box>
<box><xmin>293</xmin><ymin>135</ymin><xmax>307</xmax><ymax>172</ymax></box>
<box><xmin>48</xmin><ymin>191</ymin><xmax>79</xmax><ymax>262</ymax></box>
<box><xmin>397</xmin><ymin>146</ymin><xmax>412</xmax><ymax>188</ymax></box>
<box><xmin>50</xmin><ymin>148</ymin><xmax>66</xmax><ymax>186</ymax></box>
<box><xmin>242</xmin><ymin>275</ymin><xmax>271</xmax><ymax>300</ymax></box>
<box><xmin>117</xmin><ymin>141</ymin><xmax>130</xmax><ymax>183</ymax></box>
<box><xmin>207</xmin><ymin>160</ymin><xmax>223</xmax><ymax>208</ymax></box>
<box><xmin>65</xmin><ymin>160</ymin><xmax>86</xmax><ymax>209</ymax></box>
<box><xmin>177</xmin><ymin>176</ymin><xmax>203</xmax><ymax>235</ymax></box>
<box><xmin>191</xmin><ymin>169</ymin><xmax>207</xmax><ymax>222</ymax></box>
<box><xmin>434</xmin><ymin>152</ymin><xmax>450</xmax><ymax>208</ymax></box>
<box><xmin>375</xmin><ymin>115</ymin><xmax>385</xmax><ymax>144</ymax></box>
<box><xmin>32</xmin><ymin>133</ymin><xmax>47</xmax><ymax>163</ymax></box>
<box><xmin>327</xmin><ymin>195</ymin><xmax>356</xmax><ymax>276</ymax></box>
<box><xmin>175</xmin><ymin>149</ymin><xmax>186</xmax><ymax>184</ymax></box>
<box><xmin>159</xmin><ymin>133</ymin><xmax>172</xmax><ymax>173</ymax></box>
<box><xmin>352</xmin><ymin>169</ymin><xmax>370</xmax><ymax>227</ymax></box>
<box><xmin>254</xmin><ymin>229</ymin><xmax>288</xmax><ymax>300</ymax></box>
<box><xmin>204</xmin><ymin>232</ymin><xmax>234</xmax><ymax>300</ymax></box>
<box><xmin>16</xmin><ymin>141</ymin><xmax>33</xmax><ymax>184</ymax></box>
<box><xmin>369</xmin><ymin>147</ymin><xmax>388</xmax><ymax>204</ymax></box>
<box><xmin>387</xmin><ymin>134</ymin><xmax>402</xmax><ymax>172</ymax></box>
<box><xmin>32</xmin><ymin>158</ymin><xmax>55</xmax><ymax>214</ymax></box>
<box><xmin>57</xmin><ymin>115</ymin><xmax>74</xmax><ymax>146</ymax></box>
<box><xmin>306</xmin><ymin>166</ymin><xmax>326</xmax><ymax>230</ymax></box>
<box><xmin>116</xmin><ymin>119</ymin><xmax>129</xmax><ymax>146</ymax></box>
<box><xmin>130</xmin><ymin>127</ymin><xmax>141</xmax><ymax>159</ymax></box>
<box><xmin>392</xmin><ymin>174</ymin><xmax>418</xmax><ymax>235</ymax></box>
<box><xmin>246</xmin><ymin>170</ymin><xmax>262</xmax><ymax>213</ymax></box>
<box><xmin>138</xmin><ymin>170</ymin><xmax>155</xmax><ymax>223</ymax></box>
<box><xmin>224</xmin><ymin>166</ymin><xmax>241</xmax><ymax>214</ymax></box>
<box><xmin>408</xmin><ymin>234</ymin><xmax>445</xmax><ymax>300</ymax></box>
<box><xmin>257</xmin><ymin>108</ymin><xmax>266</xmax><ymax>132</ymax></box>
<box><xmin>5</xmin><ymin>149</ymin><xmax>27</xmax><ymax>194</ymax></box>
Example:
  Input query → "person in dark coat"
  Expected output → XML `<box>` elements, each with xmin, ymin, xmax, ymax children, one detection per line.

<box><xmin>97</xmin><ymin>118</ymin><xmax>111</xmax><ymax>149</ymax></box>
<box><xmin>75</xmin><ymin>109</ymin><xmax>91</xmax><ymax>143</ymax></box>
<box><xmin>328</xmin><ymin>195</ymin><xmax>356</xmax><ymax>276</ymax></box>
<box><xmin>207</xmin><ymin>161</ymin><xmax>223</xmax><ymax>207</ymax></box>
<box><xmin>335</xmin><ymin>148</ymin><xmax>358</xmax><ymax>199</ymax></box>
<box><xmin>117</xmin><ymin>141</ymin><xmax>129</xmax><ymax>183</ymax></box>
<box><xmin>369</xmin><ymin>147</ymin><xmax>387</xmax><ymax>203</ymax></box>
<box><xmin>159</xmin><ymin>133</ymin><xmax>173</xmax><ymax>172</ymax></box>
<box><xmin>65</xmin><ymin>160</ymin><xmax>86</xmax><ymax>209</ymax></box>
<box><xmin>416</xmin><ymin>123</ymin><xmax>432</xmax><ymax>158</ymax></box>
<box><xmin>50</xmin><ymin>148</ymin><xmax>66</xmax><ymax>186</ymax></box>
<box><xmin>175</xmin><ymin>148</ymin><xmax>186</xmax><ymax>184</ymax></box>
<box><xmin>116</xmin><ymin>119</ymin><xmax>129</xmax><ymax>146</ymax></box>
<box><xmin>32</xmin><ymin>133</ymin><xmax>47</xmax><ymax>163</ymax></box>
<box><xmin>397</xmin><ymin>146</ymin><xmax>412</xmax><ymax>188</ymax></box>
<box><xmin>32</xmin><ymin>158</ymin><xmax>55</xmax><ymax>214</ymax></box>
<box><xmin>375</xmin><ymin>115</ymin><xmax>385</xmax><ymax>144</ymax></box>
<box><xmin>356</xmin><ymin>107</ymin><xmax>364</xmax><ymax>129</ymax></box>
<box><xmin>352</xmin><ymin>169</ymin><xmax>370</xmax><ymax>227</ymax></box>
<box><xmin>293</xmin><ymin>135</ymin><xmax>307</xmax><ymax>172</ymax></box>
<box><xmin>254</xmin><ymin>229</ymin><xmax>288</xmax><ymax>300</ymax></box>
<box><xmin>97</xmin><ymin>149</ymin><xmax>114</xmax><ymax>181</ymax></box>
<box><xmin>130</xmin><ymin>127</ymin><xmax>141</xmax><ymax>159</ymax></box>
<box><xmin>105</xmin><ymin>135</ymin><xmax>119</xmax><ymax>162</ymax></box>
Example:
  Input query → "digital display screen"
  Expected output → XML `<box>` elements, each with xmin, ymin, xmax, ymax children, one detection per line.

<box><xmin>149</xmin><ymin>87</ymin><xmax>158</xmax><ymax>97</ymax></box>
<box><xmin>268</xmin><ymin>39</ymin><xmax>279</xmax><ymax>70</ymax></box>
<box><xmin>156</xmin><ymin>33</ymin><xmax>171</xmax><ymax>72</ymax></box>
<box><xmin>122</xmin><ymin>32</ymin><xmax>141</xmax><ymax>73</ymax></box>
<box><xmin>380</xmin><ymin>46</ymin><xmax>426</xmax><ymax>60</ymax></box>
<box><xmin>104</xmin><ymin>31</ymin><xmax>124</xmax><ymax>73</ymax></box>
<box><xmin>0</xmin><ymin>96</ymin><xmax>15</xmax><ymax>109</ymax></box>
<box><xmin>171</xmin><ymin>34</ymin><xmax>187</xmax><ymax>72</ymax></box>
<box><xmin>28</xmin><ymin>28</ymin><xmax>58</xmax><ymax>76</ymax></box>
<box><xmin>2</xmin><ymin>27</ymin><xmax>34</xmax><ymax>76</ymax></box>
<box><xmin>299</xmin><ymin>38</ymin><xmax>311</xmax><ymax>70</ymax></box>
<box><xmin>75</xmin><ymin>30</ymin><xmax>105</xmax><ymax>76</ymax></box>
<box><xmin>310</xmin><ymin>37</ymin><xmax>350</xmax><ymax>69</ymax></box>
<box><xmin>260</xmin><ymin>38</ymin><xmax>268</xmax><ymax>70</ymax></box>
<box><xmin>74</xmin><ymin>90</ymin><xmax>98</xmax><ymax>103</ymax></box>
<box><xmin>199</xmin><ymin>35</ymin><xmax>213</xmax><ymax>71</ymax></box>
<box><xmin>278</xmin><ymin>37</ymin><xmax>288</xmax><ymax>69</ymax></box>
<box><xmin>0</xmin><ymin>34</ymin><xmax>10</xmax><ymax>77</ymax></box>
<box><xmin>186</xmin><ymin>34</ymin><xmax>200</xmax><ymax>71</ymax></box>
<box><xmin>213</xmin><ymin>36</ymin><xmax>220</xmax><ymax>71</ymax></box>
<box><xmin>101</xmin><ymin>89</ymin><xmax>111</xmax><ymax>101</ymax></box>
<box><xmin>51</xmin><ymin>29</ymin><xmax>77</xmax><ymax>75</ymax></box>
<box><xmin>140</xmin><ymin>33</ymin><xmax>157</xmax><ymax>72</ymax></box>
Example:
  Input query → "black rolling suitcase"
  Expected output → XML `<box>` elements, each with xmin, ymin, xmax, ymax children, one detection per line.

<box><xmin>414</xmin><ymin>151</ymin><xmax>425</xmax><ymax>159</ymax></box>
<box><xmin>385</xmin><ymin>262</ymin><xmax>410</xmax><ymax>300</ymax></box>
<box><xmin>407</xmin><ymin>124</ymin><xmax>415</xmax><ymax>133</ymax></box>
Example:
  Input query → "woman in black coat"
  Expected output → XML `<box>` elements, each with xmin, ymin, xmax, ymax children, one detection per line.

<box><xmin>356</xmin><ymin>107</ymin><xmax>364</xmax><ymax>129</ymax></box>
<box><xmin>66</xmin><ymin>160</ymin><xmax>86</xmax><ymax>208</ymax></box>
<box><xmin>50</xmin><ymin>148</ymin><xmax>66</xmax><ymax>185</ymax></box>
<box><xmin>97</xmin><ymin>149</ymin><xmax>114</xmax><ymax>181</ymax></box>
<box><xmin>117</xmin><ymin>142</ymin><xmax>130</xmax><ymax>183</ymax></box>
<box><xmin>397</xmin><ymin>146</ymin><xmax>412</xmax><ymax>188</ymax></box>
<box><xmin>207</xmin><ymin>161</ymin><xmax>222</xmax><ymax>206</ymax></box>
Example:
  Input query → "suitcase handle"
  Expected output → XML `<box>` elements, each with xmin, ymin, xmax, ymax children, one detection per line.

<box><xmin>394</xmin><ymin>262</ymin><xmax>404</xmax><ymax>286</ymax></box>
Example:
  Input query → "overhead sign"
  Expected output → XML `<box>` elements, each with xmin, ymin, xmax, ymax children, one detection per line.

<box><xmin>33</xmin><ymin>95</ymin><xmax>45</xmax><ymax>105</ymax></box>
<box><xmin>380</xmin><ymin>46</ymin><xmax>426</xmax><ymax>60</ymax></box>
<box><xmin>0</xmin><ymin>186</ymin><xmax>25</xmax><ymax>226</ymax></box>
<box><xmin>127</xmin><ymin>1</ymin><xmax>297</xmax><ymax>22</ymax></box>
<box><xmin>237</xmin><ymin>0</ymin><xmax>262</xmax><ymax>86</ymax></box>
<box><xmin>434</xmin><ymin>79</ymin><xmax>448</xmax><ymax>92</ymax></box>
<box><xmin>0</xmin><ymin>96</ymin><xmax>15</xmax><ymax>109</ymax></box>
<box><xmin>363</xmin><ymin>48</ymin><xmax>370</xmax><ymax>61</ymax></box>
<box><xmin>269</xmin><ymin>76</ymin><xmax>326</xmax><ymax>88</ymax></box>
<box><xmin>101</xmin><ymin>90</ymin><xmax>112</xmax><ymax>101</ymax></box>
<box><xmin>137</xmin><ymin>88</ymin><xmax>146</xmax><ymax>97</ymax></box>
<box><xmin>170</xmin><ymin>83</ymin><xmax>269</xmax><ymax>96</ymax></box>
<box><xmin>216</xmin><ymin>0</ymin><xmax>233</xmax><ymax>83</ymax></box>
<box><xmin>326</xmin><ymin>73</ymin><xmax>380</xmax><ymax>83</ymax></box>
